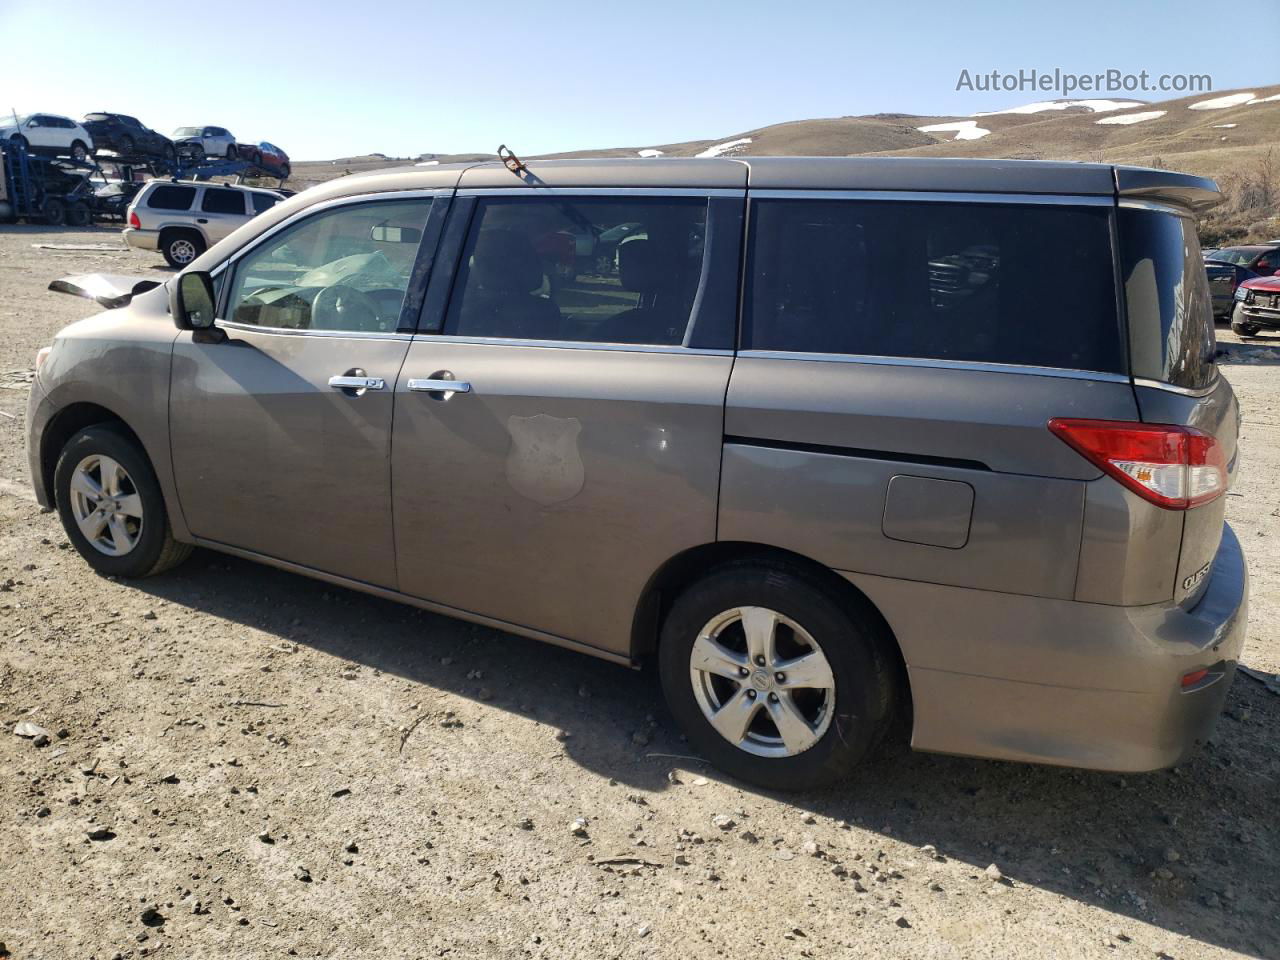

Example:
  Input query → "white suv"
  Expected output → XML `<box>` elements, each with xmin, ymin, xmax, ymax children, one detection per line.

<box><xmin>124</xmin><ymin>180</ymin><xmax>285</xmax><ymax>267</ymax></box>
<box><xmin>0</xmin><ymin>113</ymin><xmax>94</xmax><ymax>162</ymax></box>
<box><xmin>171</xmin><ymin>125</ymin><xmax>237</xmax><ymax>161</ymax></box>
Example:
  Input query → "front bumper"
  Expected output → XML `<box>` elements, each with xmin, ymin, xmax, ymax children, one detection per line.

<box><xmin>122</xmin><ymin>227</ymin><xmax>159</xmax><ymax>252</ymax></box>
<box><xmin>26</xmin><ymin>378</ymin><xmax>56</xmax><ymax>509</ymax></box>
<box><xmin>1234</xmin><ymin>300</ymin><xmax>1280</xmax><ymax>330</ymax></box>
<box><xmin>846</xmin><ymin>524</ymin><xmax>1249</xmax><ymax>771</ymax></box>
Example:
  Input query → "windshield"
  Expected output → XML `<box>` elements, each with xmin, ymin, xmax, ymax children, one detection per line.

<box><xmin>173</xmin><ymin>127</ymin><xmax>202</xmax><ymax>137</ymax></box>
<box><xmin>1210</xmin><ymin>248</ymin><xmax>1260</xmax><ymax>266</ymax></box>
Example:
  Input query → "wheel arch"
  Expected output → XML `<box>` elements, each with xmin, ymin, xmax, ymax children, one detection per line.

<box><xmin>632</xmin><ymin>541</ymin><xmax>911</xmax><ymax>724</ymax></box>
<box><xmin>40</xmin><ymin>402</ymin><xmax>147</xmax><ymax>508</ymax></box>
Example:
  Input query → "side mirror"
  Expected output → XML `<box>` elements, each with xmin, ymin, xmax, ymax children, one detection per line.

<box><xmin>170</xmin><ymin>271</ymin><xmax>217</xmax><ymax>331</ymax></box>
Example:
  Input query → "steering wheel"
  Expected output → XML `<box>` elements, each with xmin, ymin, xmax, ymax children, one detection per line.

<box><xmin>310</xmin><ymin>284</ymin><xmax>383</xmax><ymax>331</ymax></box>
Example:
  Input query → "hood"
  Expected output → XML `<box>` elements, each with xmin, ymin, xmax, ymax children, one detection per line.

<box><xmin>48</xmin><ymin>273</ymin><xmax>162</xmax><ymax>309</ymax></box>
<box><xmin>1240</xmin><ymin>275</ymin><xmax>1280</xmax><ymax>292</ymax></box>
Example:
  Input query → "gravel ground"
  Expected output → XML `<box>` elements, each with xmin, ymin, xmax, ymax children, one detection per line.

<box><xmin>0</xmin><ymin>224</ymin><xmax>1277</xmax><ymax>960</ymax></box>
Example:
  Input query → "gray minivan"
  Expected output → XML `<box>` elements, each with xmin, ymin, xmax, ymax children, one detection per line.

<box><xmin>27</xmin><ymin>157</ymin><xmax>1248</xmax><ymax>789</ymax></box>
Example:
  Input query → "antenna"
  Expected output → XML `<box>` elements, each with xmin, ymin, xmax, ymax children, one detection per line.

<box><xmin>497</xmin><ymin>144</ymin><xmax>526</xmax><ymax>175</ymax></box>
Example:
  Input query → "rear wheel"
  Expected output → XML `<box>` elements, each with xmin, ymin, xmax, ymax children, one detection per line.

<box><xmin>66</xmin><ymin>202</ymin><xmax>91</xmax><ymax>227</ymax></box>
<box><xmin>10</xmin><ymin>134</ymin><xmax>28</xmax><ymax>150</ymax></box>
<box><xmin>160</xmin><ymin>230</ymin><xmax>205</xmax><ymax>268</ymax></box>
<box><xmin>658</xmin><ymin>563</ymin><xmax>896</xmax><ymax>790</ymax></box>
<box><xmin>119</xmin><ymin>134</ymin><xmax>135</xmax><ymax>156</ymax></box>
<box><xmin>54</xmin><ymin>425</ymin><xmax>191</xmax><ymax>578</ymax></box>
<box><xmin>226</xmin><ymin>144</ymin><xmax>238</xmax><ymax>160</ymax></box>
<box><xmin>70</xmin><ymin>140</ymin><xmax>89</xmax><ymax>162</ymax></box>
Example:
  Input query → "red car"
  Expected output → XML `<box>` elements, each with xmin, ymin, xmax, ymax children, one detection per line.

<box><xmin>1231</xmin><ymin>274</ymin><xmax>1280</xmax><ymax>336</ymax></box>
<box><xmin>235</xmin><ymin>141</ymin><xmax>290</xmax><ymax>178</ymax></box>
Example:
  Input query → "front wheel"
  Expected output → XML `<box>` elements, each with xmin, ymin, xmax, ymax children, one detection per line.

<box><xmin>54</xmin><ymin>424</ymin><xmax>192</xmax><ymax>578</ymax></box>
<box><xmin>42</xmin><ymin>197</ymin><xmax>66</xmax><ymax>226</ymax></box>
<box><xmin>66</xmin><ymin>202</ymin><xmax>91</xmax><ymax>227</ymax></box>
<box><xmin>226</xmin><ymin>144</ymin><xmax>238</xmax><ymax>160</ymax></box>
<box><xmin>658</xmin><ymin>563</ymin><xmax>896</xmax><ymax>790</ymax></box>
<box><xmin>70</xmin><ymin>140</ymin><xmax>89</xmax><ymax>162</ymax></box>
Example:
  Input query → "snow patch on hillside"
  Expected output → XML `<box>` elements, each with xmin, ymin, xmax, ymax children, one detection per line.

<box><xmin>1189</xmin><ymin>93</ymin><xmax>1256</xmax><ymax>110</ymax></box>
<box><xmin>1213</xmin><ymin>123</ymin><xmax>1238</xmax><ymax>129</ymax></box>
<box><xmin>975</xmin><ymin>99</ymin><xmax>1142</xmax><ymax>116</ymax></box>
<box><xmin>1248</xmin><ymin>93</ymin><xmax>1280</xmax><ymax>104</ymax></box>
<box><xmin>917</xmin><ymin>120</ymin><xmax>991</xmax><ymax>141</ymax></box>
<box><xmin>1096</xmin><ymin>110</ymin><xmax>1166</xmax><ymax>125</ymax></box>
<box><xmin>637</xmin><ymin>149</ymin><xmax>664</xmax><ymax>158</ymax></box>
<box><xmin>696</xmin><ymin>138</ymin><xmax>752</xmax><ymax>158</ymax></box>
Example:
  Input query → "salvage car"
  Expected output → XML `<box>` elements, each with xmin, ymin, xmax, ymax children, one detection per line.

<box><xmin>27</xmin><ymin>157</ymin><xmax>1247</xmax><ymax>790</ymax></box>
<box><xmin>1209</xmin><ymin>244</ymin><xmax>1280</xmax><ymax>276</ymax></box>
<box><xmin>82</xmin><ymin>113</ymin><xmax>176</xmax><ymax>165</ymax></box>
<box><xmin>1231</xmin><ymin>274</ymin><xmax>1280</xmax><ymax>336</ymax></box>
<box><xmin>1206</xmin><ymin>260</ymin><xmax>1257</xmax><ymax>320</ymax></box>
<box><xmin>172</xmin><ymin>126</ymin><xmax>237</xmax><ymax>161</ymax></box>
<box><xmin>0</xmin><ymin>114</ymin><xmax>93</xmax><ymax>162</ymax></box>
<box><xmin>235</xmin><ymin>142</ymin><xmax>291</xmax><ymax>178</ymax></box>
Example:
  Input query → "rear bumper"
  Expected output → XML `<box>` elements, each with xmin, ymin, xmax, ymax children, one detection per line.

<box><xmin>123</xmin><ymin>227</ymin><xmax>159</xmax><ymax>251</ymax></box>
<box><xmin>844</xmin><ymin>524</ymin><xmax>1249</xmax><ymax>772</ymax></box>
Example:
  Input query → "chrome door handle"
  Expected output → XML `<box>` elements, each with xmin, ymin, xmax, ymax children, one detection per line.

<box><xmin>407</xmin><ymin>378</ymin><xmax>471</xmax><ymax>394</ymax></box>
<box><xmin>329</xmin><ymin>375</ymin><xmax>385</xmax><ymax>390</ymax></box>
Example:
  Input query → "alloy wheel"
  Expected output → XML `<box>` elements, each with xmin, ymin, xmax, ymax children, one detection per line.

<box><xmin>169</xmin><ymin>239</ymin><xmax>197</xmax><ymax>265</ymax></box>
<box><xmin>689</xmin><ymin>606</ymin><xmax>836</xmax><ymax>758</ymax></box>
<box><xmin>69</xmin><ymin>454</ymin><xmax>144</xmax><ymax>556</ymax></box>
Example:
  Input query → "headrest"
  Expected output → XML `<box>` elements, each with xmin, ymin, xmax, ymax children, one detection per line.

<box><xmin>618</xmin><ymin>238</ymin><xmax>664</xmax><ymax>294</ymax></box>
<box><xmin>471</xmin><ymin>229</ymin><xmax>544</xmax><ymax>294</ymax></box>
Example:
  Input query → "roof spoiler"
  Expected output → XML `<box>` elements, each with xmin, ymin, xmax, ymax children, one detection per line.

<box><xmin>47</xmin><ymin>274</ymin><xmax>162</xmax><ymax>310</ymax></box>
<box><xmin>1114</xmin><ymin>167</ymin><xmax>1222</xmax><ymax>214</ymax></box>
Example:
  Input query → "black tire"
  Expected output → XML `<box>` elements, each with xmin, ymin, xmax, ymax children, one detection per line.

<box><xmin>42</xmin><ymin>197</ymin><xmax>66</xmax><ymax>226</ymax></box>
<box><xmin>226</xmin><ymin>144</ymin><xmax>238</xmax><ymax>160</ymax></box>
<box><xmin>70</xmin><ymin>140</ymin><xmax>89</xmax><ymax>162</ymax></box>
<box><xmin>10</xmin><ymin>134</ymin><xmax>28</xmax><ymax>150</ymax></box>
<box><xmin>119</xmin><ymin>134</ymin><xmax>135</xmax><ymax>156</ymax></box>
<box><xmin>66</xmin><ymin>202</ymin><xmax>91</xmax><ymax>227</ymax></box>
<box><xmin>160</xmin><ymin>230</ymin><xmax>205</xmax><ymax>268</ymax></box>
<box><xmin>658</xmin><ymin>562</ymin><xmax>896</xmax><ymax>790</ymax></box>
<box><xmin>1232</xmin><ymin>320</ymin><xmax>1262</xmax><ymax>337</ymax></box>
<box><xmin>280</xmin><ymin>162</ymin><xmax>290</xmax><ymax>179</ymax></box>
<box><xmin>54</xmin><ymin>424</ymin><xmax>192</xmax><ymax>578</ymax></box>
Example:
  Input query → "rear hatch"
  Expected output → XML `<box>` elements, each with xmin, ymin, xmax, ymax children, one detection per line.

<box><xmin>1116</xmin><ymin>196</ymin><xmax>1239</xmax><ymax>608</ymax></box>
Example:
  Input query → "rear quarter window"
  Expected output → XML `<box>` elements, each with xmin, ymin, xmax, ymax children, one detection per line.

<box><xmin>251</xmin><ymin>193</ymin><xmax>280</xmax><ymax>215</ymax></box>
<box><xmin>202</xmin><ymin>189</ymin><xmax>247</xmax><ymax>215</ymax></box>
<box><xmin>1119</xmin><ymin>208</ymin><xmax>1216</xmax><ymax>390</ymax></box>
<box><xmin>744</xmin><ymin>198</ymin><xmax>1123</xmax><ymax>374</ymax></box>
<box><xmin>146</xmin><ymin>185</ymin><xmax>196</xmax><ymax>211</ymax></box>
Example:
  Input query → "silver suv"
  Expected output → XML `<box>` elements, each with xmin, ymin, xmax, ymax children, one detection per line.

<box><xmin>28</xmin><ymin>157</ymin><xmax>1248</xmax><ymax>789</ymax></box>
<box><xmin>124</xmin><ymin>180</ymin><xmax>285</xmax><ymax>267</ymax></box>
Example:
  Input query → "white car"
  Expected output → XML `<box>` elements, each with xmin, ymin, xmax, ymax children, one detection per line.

<box><xmin>0</xmin><ymin>113</ymin><xmax>94</xmax><ymax>162</ymax></box>
<box><xmin>171</xmin><ymin>125</ymin><xmax>237</xmax><ymax>160</ymax></box>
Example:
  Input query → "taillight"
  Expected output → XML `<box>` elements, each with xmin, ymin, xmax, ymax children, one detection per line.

<box><xmin>1048</xmin><ymin>418</ymin><xmax>1227</xmax><ymax>510</ymax></box>
<box><xmin>129</xmin><ymin>210</ymin><xmax>141</xmax><ymax>229</ymax></box>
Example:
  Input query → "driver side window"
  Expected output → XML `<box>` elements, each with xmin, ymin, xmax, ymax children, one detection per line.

<box><xmin>225</xmin><ymin>198</ymin><xmax>430</xmax><ymax>333</ymax></box>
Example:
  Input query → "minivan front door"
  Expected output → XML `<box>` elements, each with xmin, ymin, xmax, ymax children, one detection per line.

<box><xmin>169</xmin><ymin>192</ymin><xmax>446</xmax><ymax>588</ymax></box>
<box><xmin>391</xmin><ymin>190</ymin><xmax>744</xmax><ymax>656</ymax></box>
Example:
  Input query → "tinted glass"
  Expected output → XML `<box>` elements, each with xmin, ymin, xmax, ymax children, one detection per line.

<box><xmin>745</xmin><ymin>199</ymin><xmax>1122</xmax><ymax>373</ymax></box>
<box><xmin>201</xmin><ymin>189</ymin><xmax>246</xmax><ymax>215</ymax></box>
<box><xmin>251</xmin><ymin>193</ymin><xmax>280</xmax><ymax>215</ymax></box>
<box><xmin>147</xmin><ymin>185</ymin><xmax>195</xmax><ymax>211</ymax></box>
<box><xmin>226</xmin><ymin>198</ymin><xmax>430</xmax><ymax>333</ymax></box>
<box><xmin>1210</xmin><ymin>247</ymin><xmax>1263</xmax><ymax>267</ymax></box>
<box><xmin>445</xmin><ymin>196</ymin><xmax>707</xmax><ymax>345</ymax></box>
<box><xmin>85</xmin><ymin>113</ymin><xmax>110</xmax><ymax>122</ymax></box>
<box><xmin>1120</xmin><ymin>208</ymin><xmax>1216</xmax><ymax>390</ymax></box>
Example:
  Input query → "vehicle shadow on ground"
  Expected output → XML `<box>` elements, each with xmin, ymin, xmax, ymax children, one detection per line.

<box><xmin>133</xmin><ymin>549</ymin><xmax>1279</xmax><ymax>958</ymax></box>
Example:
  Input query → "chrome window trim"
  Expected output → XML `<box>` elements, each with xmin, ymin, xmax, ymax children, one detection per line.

<box><xmin>409</xmin><ymin>332</ymin><xmax>733</xmax><ymax>356</ymax></box>
<box><xmin>1132</xmin><ymin>374</ymin><xmax>1221</xmax><ymax>397</ymax></box>
<box><xmin>455</xmin><ymin>187</ymin><xmax>744</xmax><ymax>198</ymax></box>
<box><xmin>209</xmin><ymin>188</ymin><xmax>450</xmax><ymax>280</ymax></box>
<box><xmin>747</xmin><ymin>189</ymin><xmax>1114</xmax><ymax>207</ymax></box>
<box><xmin>214</xmin><ymin>318</ymin><xmax>413</xmax><ymax>342</ymax></box>
<box><xmin>1118</xmin><ymin>198</ymin><xmax>1195</xmax><ymax>218</ymax></box>
<box><xmin>736</xmin><ymin>350</ymin><xmax>1131</xmax><ymax>383</ymax></box>
<box><xmin>208</xmin><ymin>188</ymin><xmax>446</xmax><ymax>338</ymax></box>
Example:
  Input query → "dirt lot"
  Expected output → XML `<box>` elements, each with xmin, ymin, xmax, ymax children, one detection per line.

<box><xmin>0</xmin><ymin>224</ymin><xmax>1277</xmax><ymax>960</ymax></box>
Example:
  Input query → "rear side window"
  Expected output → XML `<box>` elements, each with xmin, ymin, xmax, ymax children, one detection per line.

<box><xmin>744</xmin><ymin>199</ymin><xmax>1122</xmax><ymax>374</ymax></box>
<box><xmin>202</xmin><ymin>189</ymin><xmax>246</xmax><ymax>215</ymax></box>
<box><xmin>444</xmin><ymin>196</ymin><xmax>709</xmax><ymax>346</ymax></box>
<box><xmin>251</xmin><ymin>193</ymin><xmax>280</xmax><ymax>215</ymax></box>
<box><xmin>147</xmin><ymin>185</ymin><xmax>195</xmax><ymax>211</ymax></box>
<box><xmin>1119</xmin><ymin>208</ymin><xmax>1216</xmax><ymax>390</ymax></box>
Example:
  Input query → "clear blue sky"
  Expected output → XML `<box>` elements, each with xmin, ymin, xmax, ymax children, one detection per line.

<box><xmin>1</xmin><ymin>0</ymin><xmax>1273</xmax><ymax>160</ymax></box>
